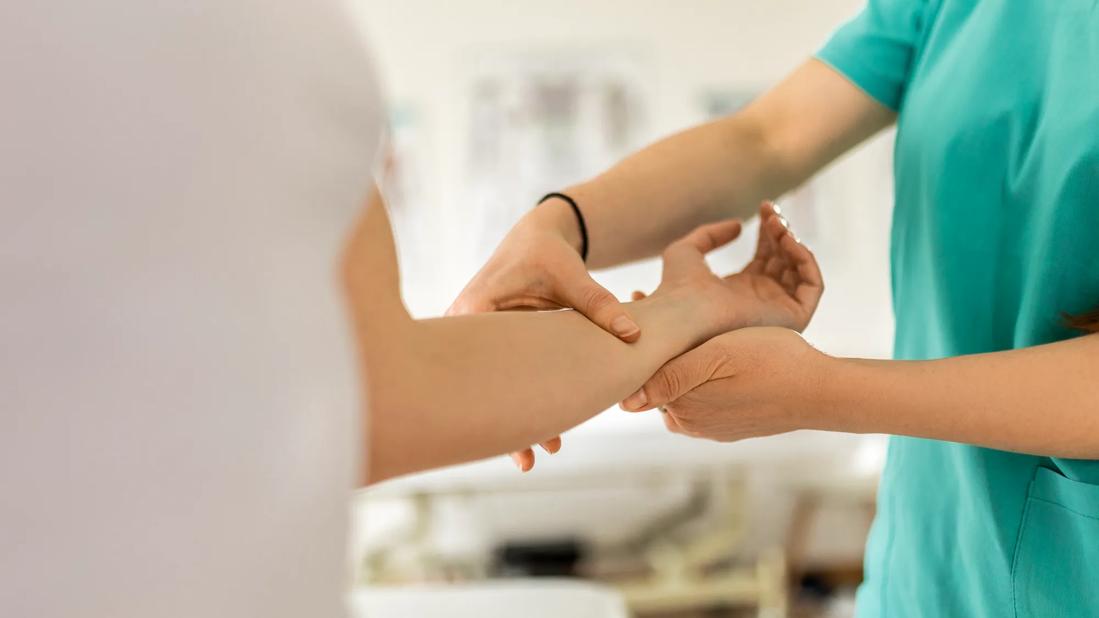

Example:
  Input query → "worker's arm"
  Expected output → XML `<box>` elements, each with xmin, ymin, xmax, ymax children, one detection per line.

<box><xmin>343</xmin><ymin>189</ymin><xmax>817</xmax><ymax>483</ymax></box>
<box><xmin>449</xmin><ymin>59</ymin><xmax>893</xmax><ymax>340</ymax></box>
<box><xmin>624</xmin><ymin>326</ymin><xmax>1099</xmax><ymax>460</ymax></box>
<box><xmin>560</xmin><ymin>59</ymin><xmax>895</xmax><ymax>267</ymax></box>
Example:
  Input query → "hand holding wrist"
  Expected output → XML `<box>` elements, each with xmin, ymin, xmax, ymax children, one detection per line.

<box><xmin>621</xmin><ymin>327</ymin><xmax>836</xmax><ymax>443</ymax></box>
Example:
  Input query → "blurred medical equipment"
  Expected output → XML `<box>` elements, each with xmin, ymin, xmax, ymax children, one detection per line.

<box><xmin>353</xmin><ymin>581</ymin><xmax>628</xmax><ymax>618</ymax></box>
<box><xmin>356</xmin><ymin>421</ymin><xmax>881</xmax><ymax>617</ymax></box>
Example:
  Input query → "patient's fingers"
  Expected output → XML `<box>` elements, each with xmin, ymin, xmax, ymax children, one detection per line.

<box><xmin>661</xmin><ymin>218</ymin><xmax>743</xmax><ymax>284</ymax></box>
<box><xmin>746</xmin><ymin>202</ymin><xmax>779</xmax><ymax>275</ymax></box>
<box><xmin>781</xmin><ymin>269</ymin><xmax>799</xmax><ymax>295</ymax></box>
<box><xmin>678</xmin><ymin>218</ymin><xmax>743</xmax><ymax>254</ymax></box>
<box><xmin>761</xmin><ymin>215</ymin><xmax>792</xmax><ymax>277</ymax></box>
<box><xmin>779</xmin><ymin>229</ymin><xmax>824</xmax><ymax>314</ymax></box>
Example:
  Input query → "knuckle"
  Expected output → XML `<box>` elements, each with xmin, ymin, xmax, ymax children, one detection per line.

<box><xmin>578</xmin><ymin>285</ymin><xmax>615</xmax><ymax>313</ymax></box>
<box><xmin>704</xmin><ymin>351</ymin><xmax>729</xmax><ymax>378</ymax></box>
<box><xmin>655</xmin><ymin>369</ymin><xmax>684</xmax><ymax>401</ymax></box>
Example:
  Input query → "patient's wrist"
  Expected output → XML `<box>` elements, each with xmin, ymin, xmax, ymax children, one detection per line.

<box><xmin>633</xmin><ymin>289</ymin><xmax>728</xmax><ymax>349</ymax></box>
<box><xmin>665</xmin><ymin>284</ymin><xmax>743</xmax><ymax>337</ymax></box>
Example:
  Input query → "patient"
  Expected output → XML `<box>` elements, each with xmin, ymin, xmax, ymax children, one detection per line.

<box><xmin>349</xmin><ymin>188</ymin><xmax>821</xmax><ymax>482</ymax></box>
<box><xmin>1</xmin><ymin>3</ymin><xmax>817</xmax><ymax>616</ymax></box>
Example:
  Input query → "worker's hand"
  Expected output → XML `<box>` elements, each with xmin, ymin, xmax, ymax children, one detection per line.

<box><xmin>449</xmin><ymin>197</ymin><xmax>635</xmax><ymax>474</ymax></box>
<box><xmin>448</xmin><ymin>197</ymin><xmax>640</xmax><ymax>340</ymax></box>
<box><xmin>620</xmin><ymin>327</ymin><xmax>834</xmax><ymax>442</ymax></box>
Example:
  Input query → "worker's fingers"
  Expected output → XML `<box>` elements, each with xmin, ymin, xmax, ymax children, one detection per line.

<box><xmin>510</xmin><ymin>436</ymin><xmax>561</xmax><ymax>473</ymax></box>
<box><xmin>557</xmin><ymin>274</ymin><xmax>640</xmax><ymax>342</ymax></box>
<box><xmin>662</xmin><ymin>409</ymin><xmax>685</xmax><ymax>434</ymax></box>
<box><xmin>620</xmin><ymin>338</ymin><xmax>724</xmax><ymax>411</ymax></box>
<box><xmin>510</xmin><ymin>448</ymin><xmax>535</xmax><ymax>472</ymax></box>
<box><xmin>539</xmin><ymin>436</ymin><xmax>562</xmax><ymax>454</ymax></box>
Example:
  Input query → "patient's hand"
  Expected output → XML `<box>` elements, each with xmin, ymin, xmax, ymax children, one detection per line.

<box><xmin>512</xmin><ymin>202</ymin><xmax>821</xmax><ymax>471</ymax></box>
<box><xmin>657</xmin><ymin>201</ymin><xmax>822</xmax><ymax>333</ymax></box>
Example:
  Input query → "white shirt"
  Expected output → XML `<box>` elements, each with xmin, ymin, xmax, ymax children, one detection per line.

<box><xmin>0</xmin><ymin>2</ymin><xmax>381</xmax><ymax>616</ymax></box>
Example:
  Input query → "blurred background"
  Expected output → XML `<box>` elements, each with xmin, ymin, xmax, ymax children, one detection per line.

<box><xmin>350</xmin><ymin>2</ymin><xmax>895</xmax><ymax>616</ymax></box>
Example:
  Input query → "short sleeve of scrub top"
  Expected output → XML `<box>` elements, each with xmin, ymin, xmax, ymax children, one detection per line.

<box><xmin>812</xmin><ymin>1</ymin><xmax>1099</xmax><ymax>617</ymax></box>
<box><xmin>814</xmin><ymin>0</ymin><xmax>934</xmax><ymax>111</ymax></box>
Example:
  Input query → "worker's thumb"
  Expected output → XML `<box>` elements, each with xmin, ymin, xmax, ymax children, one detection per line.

<box><xmin>620</xmin><ymin>344</ymin><xmax>718</xmax><ymax>412</ymax></box>
<box><xmin>558</xmin><ymin>274</ymin><xmax>640</xmax><ymax>342</ymax></box>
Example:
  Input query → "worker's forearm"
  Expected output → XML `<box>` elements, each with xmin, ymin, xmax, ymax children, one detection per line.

<box><xmin>552</xmin><ymin>115</ymin><xmax>795</xmax><ymax>269</ymax></box>
<box><xmin>364</xmin><ymin>291</ymin><xmax>715</xmax><ymax>482</ymax></box>
<box><xmin>818</xmin><ymin>335</ymin><xmax>1099</xmax><ymax>458</ymax></box>
<box><xmin>534</xmin><ymin>59</ymin><xmax>898</xmax><ymax>270</ymax></box>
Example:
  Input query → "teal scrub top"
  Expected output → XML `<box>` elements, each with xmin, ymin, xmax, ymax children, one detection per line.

<box><xmin>816</xmin><ymin>1</ymin><xmax>1099</xmax><ymax>616</ymax></box>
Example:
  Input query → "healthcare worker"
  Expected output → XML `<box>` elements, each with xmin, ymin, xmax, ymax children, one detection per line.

<box><xmin>454</xmin><ymin>1</ymin><xmax>1099</xmax><ymax>615</ymax></box>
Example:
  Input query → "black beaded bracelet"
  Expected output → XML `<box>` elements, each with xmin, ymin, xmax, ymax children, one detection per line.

<box><xmin>539</xmin><ymin>192</ymin><xmax>589</xmax><ymax>262</ymax></box>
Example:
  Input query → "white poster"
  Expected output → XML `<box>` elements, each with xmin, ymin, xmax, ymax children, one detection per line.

<box><xmin>463</xmin><ymin>51</ymin><xmax>651</xmax><ymax>255</ymax></box>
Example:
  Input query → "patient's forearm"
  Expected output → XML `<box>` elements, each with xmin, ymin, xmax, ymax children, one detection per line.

<box><xmin>347</xmin><ymin>187</ymin><xmax>717</xmax><ymax>483</ymax></box>
<box><xmin>363</xmin><ymin>292</ymin><xmax>710</xmax><ymax>482</ymax></box>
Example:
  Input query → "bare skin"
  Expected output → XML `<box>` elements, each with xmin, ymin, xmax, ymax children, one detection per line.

<box><xmin>452</xmin><ymin>55</ymin><xmax>1099</xmax><ymax>465</ymax></box>
<box><xmin>620</xmin><ymin>327</ymin><xmax>1099</xmax><ymax>460</ymax></box>
<box><xmin>450</xmin><ymin>59</ymin><xmax>890</xmax><ymax>467</ymax></box>
<box><xmin>450</xmin><ymin>60</ymin><xmax>892</xmax><ymax>334</ymax></box>
<box><xmin>344</xmin><ymin>188</ymin><xmax>820</xmax><ymax>483</ymax></box>
<box><xmin>509</xmin><ymin>203</ymin><xmax>822</xmax><ymax>471</ymax></box>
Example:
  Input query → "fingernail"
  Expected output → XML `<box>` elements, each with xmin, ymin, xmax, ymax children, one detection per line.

<box><xmin>622</xmin><ymin>387</ymin><xmax>648</xmax><ymax>410</ymax></box>
<box><xmin>611</xmin><ymin>315</ymin><xmax>640</xmax><ymax>338</ymax></box>
<box><xmin>778</xmin><ymin>215</ymin><xmax>790</xmax><ymax>229</ymax></box>
<box><xmin>771</xmin><ymin>203</ymin><xmax>783</xmax><ymax>216</ymax></box>
<box><xmin>791</xmin><ymin>231</ymin><xmax>802</xmax><ymax>244</ymax></box>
